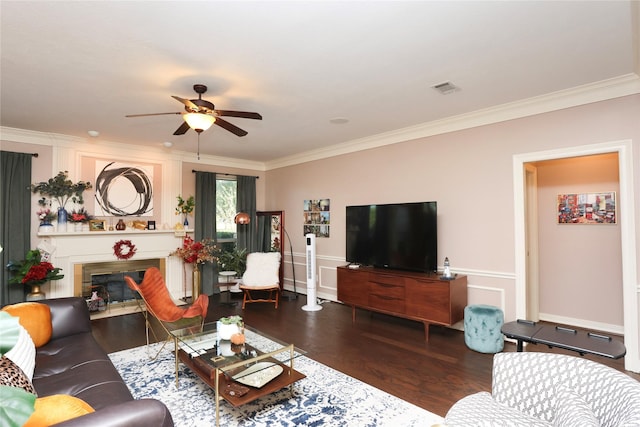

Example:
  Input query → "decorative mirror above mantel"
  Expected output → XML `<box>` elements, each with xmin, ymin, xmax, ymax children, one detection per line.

<box><xmin>256</xmin><ymin>211</ymin><xmax>284</xmax><ymax>290</ymax></box>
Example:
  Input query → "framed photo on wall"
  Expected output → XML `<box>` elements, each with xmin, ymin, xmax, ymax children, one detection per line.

<box><xmin>557</xmin><ymin>192</ymin><xmax>616</xmax><ymax>224</ymax></box>
<box><xmin>303</xmin><ymin>199</ymin><xmax>330</xmax><ymax>237</ymax></box>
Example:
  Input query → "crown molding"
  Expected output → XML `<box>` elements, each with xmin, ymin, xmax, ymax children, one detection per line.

<box><xmin>0</xmin><ymin>127</ymin><xmax>87</xmax><ymax>146</ymax></box>
<box><xmin>3</xmin><ymin>74</ymin><xmax>638</xmax><ymax>172</ymax></box>
<box><xmin>0</xmin><ymin>126</ymin><xmax>266</xmax><ymax>171</ymax></box>
<box><xmin>265</xmin><ymin>73</ymin><xmax>640</xmax><ymax>170</ymax></box>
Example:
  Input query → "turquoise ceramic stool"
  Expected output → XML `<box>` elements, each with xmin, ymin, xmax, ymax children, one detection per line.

<box><xmin>464</xmin><ymin>304</ymin><xmax>504</xmax><ymax>353</ymax></box>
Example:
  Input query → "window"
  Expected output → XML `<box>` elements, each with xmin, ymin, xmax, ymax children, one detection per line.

<box><xmin>216</xmin><ymin>178</ymin><xmax>237</xmax><ymax>250</ymax></box>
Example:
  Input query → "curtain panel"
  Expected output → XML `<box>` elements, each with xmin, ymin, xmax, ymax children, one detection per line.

<box><xmin>236</xmin><ymin>175</ymin><xmax>257</xmax><ymax>252</ymax></box>
<box><xmin>1</xmin><ymin>151</ymin><xmax>32</xmax><ymax>306</ymax></box>
<box><xmin>195</xmin><ymin>171</ymin><xmax>217</xmax><ymax>296</ymax></box>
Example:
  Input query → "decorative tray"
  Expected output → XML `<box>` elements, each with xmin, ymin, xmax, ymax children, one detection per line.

<box><xmin>231</xmin><ymin>362</ymin><xmax>283</xmax><ymax>388</ymax></box>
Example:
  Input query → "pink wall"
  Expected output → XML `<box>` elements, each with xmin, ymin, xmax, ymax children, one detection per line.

<box><xmin>266</xmin><ymin>94</ymin><xmax>640</xmax><ymax>329</ymax></box>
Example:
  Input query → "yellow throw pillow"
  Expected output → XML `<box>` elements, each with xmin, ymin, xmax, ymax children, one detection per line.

<box><xmin>1</xmin><ymin>303</ymin><xmax>52</xmax><ymax>347</ymax></box>
<box><xmin>23</xmin><ymin>394</ymin><xmax>94</xmax><ymax>427</ymax></box>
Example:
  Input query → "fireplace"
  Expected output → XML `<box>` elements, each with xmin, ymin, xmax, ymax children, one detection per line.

<box><xmin>37</xmin><ymin>229</ymin><xmax>185</xmax><ymax>306</ymax></box>
<box><xmin>74</xmin><ymin>259</ymin><xmax>166</xmax><ymax>311</ymax></box>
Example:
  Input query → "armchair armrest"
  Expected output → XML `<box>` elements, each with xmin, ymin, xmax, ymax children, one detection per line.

<box><xmin>52</xmin><ymin>399</ymin><xmax>173</xmax><ymax>427</ymax></box>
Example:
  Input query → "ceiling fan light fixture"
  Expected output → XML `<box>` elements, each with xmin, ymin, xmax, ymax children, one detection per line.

<box><xmin>183</xmin><ymin>112</ymin><xmax>215</xmax><ymax>132</ymax></box>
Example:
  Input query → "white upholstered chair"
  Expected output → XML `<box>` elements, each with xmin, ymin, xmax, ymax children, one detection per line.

<box><xmin>239</xmin><ymin>252</ymin><xmax>281</xmax><ymax>309</ymax></box>
<box><xmin>445</xmin><ymin>352</ymin><xmax>640</xmax><ymax>426</ymax></box>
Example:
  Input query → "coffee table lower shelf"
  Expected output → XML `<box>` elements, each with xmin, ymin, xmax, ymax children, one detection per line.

<box><xmin>178</xmin><ymin>349</ymin><xmax>306</xmax><ymax>408</ymax></box>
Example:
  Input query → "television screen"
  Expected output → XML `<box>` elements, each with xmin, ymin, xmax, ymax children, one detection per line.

<box><xmin>346</xmin><ymin>201</ymin><xmax>437</xmax><ymax>273</ymax></box>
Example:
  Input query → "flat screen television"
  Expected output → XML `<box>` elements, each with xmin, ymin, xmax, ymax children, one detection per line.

<box><xmin>346</xmin><ymin>201</ymin><xmax>437</xmax><ymax>273</ymax></box>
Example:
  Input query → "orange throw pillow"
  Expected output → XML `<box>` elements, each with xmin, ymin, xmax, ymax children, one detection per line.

<box><xmin>1</xmin><ymin>303</ymin><xmax>52</xmax><ymax>347</ymax></box>
<box><xmin>23</xmin><ymin>394</ymin><xmax>94</xmax><ymax>427</ymax></box>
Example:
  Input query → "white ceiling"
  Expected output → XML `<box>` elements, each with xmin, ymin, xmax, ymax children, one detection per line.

<box><xmin>1</xmin><ymin>1</ymin><xmax>638</xmax><ymax>165</ymax></box>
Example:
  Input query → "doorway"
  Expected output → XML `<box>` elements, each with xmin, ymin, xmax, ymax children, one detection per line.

<box><xmin>514</xmin><ymin>140</ymin><xmax>639</xmax><ymax>373</ymax></box>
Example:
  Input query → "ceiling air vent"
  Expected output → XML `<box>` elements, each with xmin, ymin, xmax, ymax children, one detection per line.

<box><xmin>432</xmin><ymin>81</ymin><xmax>459</xmax><ymax>95</ymax></box>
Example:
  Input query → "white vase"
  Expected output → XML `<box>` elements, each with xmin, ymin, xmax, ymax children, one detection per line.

<box><xmin>74</xmin><ymin>222</ymin><xmax>83</xmax><ymax>232</ymax></box>
<box><xmin>39</xmin><ymin>222</ymin><xmax>54</xmax><ymax>234</ymax></box>
<box><xmin>216</xmin><ymin>321</ymin><xmax>240</xmax><ymax>340</ymax></box>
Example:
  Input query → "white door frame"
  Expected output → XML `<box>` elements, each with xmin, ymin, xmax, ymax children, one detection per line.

<box><xmin>513</xmin><ymin>140</ymin><xmax>638</xmax><ymax>372</ymax></box>
<box><xmin>524</xmin><ymin>163</ymin><xmax>540</xmax><ymax>321</ymax></box>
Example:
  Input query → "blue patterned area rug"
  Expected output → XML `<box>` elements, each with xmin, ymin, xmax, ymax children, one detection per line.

<box><xmin>109</xmin><ymin>342</ymin><xmax>443</xmax><ymax>426</ymax></box>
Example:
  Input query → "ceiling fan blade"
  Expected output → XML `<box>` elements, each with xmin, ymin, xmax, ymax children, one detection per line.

<box><xmin>173</xmin><ymin>121</ymin><xmax>191</xmax><ymax>135</ymax></box>
<box><xmin>126</xmin><ymin>112</ymin><xmax>181</xmax><ymax>118</ymax></box>
<box><xmin>216</xmin><ymin>110</ymin><xmax>262</xmax><ymax>120</ymax></box>
<box><xmin>172</xmin><ymin>95</ymin><xmax>198</xmax><ymax>110</ymax></box>
<box><xmin>215</xmin><ymin>118</ymin><xmax>248</xmax><ymax>137</ymax></box>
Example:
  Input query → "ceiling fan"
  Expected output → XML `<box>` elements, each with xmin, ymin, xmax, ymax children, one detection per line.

<box><xmin>126</xmin><ymin>84</ymin><xmax>262</xmax><ymax>137</ymax></box>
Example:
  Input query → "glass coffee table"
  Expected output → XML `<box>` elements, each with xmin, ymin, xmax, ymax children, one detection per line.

<box><xmin>170</xmin><ymin>322</ymin><xmax>306</xmax><ymax>426</ymax></box>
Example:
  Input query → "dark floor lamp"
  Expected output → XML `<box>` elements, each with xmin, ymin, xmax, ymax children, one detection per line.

<box><xmin>280</xmin><ymin>226</ymin><xmax>298</xmax><ymax>300</ymax></box>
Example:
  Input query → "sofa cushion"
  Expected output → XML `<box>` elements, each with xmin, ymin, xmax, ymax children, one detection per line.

<box><xmin>0</xmin><ymin>385</ymin><xmax>36</xmax><ymax>426</ymax></box>
<box><xmin>2</xmin><ymin>302</ymin><xmax>52</xmax><ymax>347</ymax></box>
<box><xmin>445</xmin><ymin>391</ymin><xmax>551</xmax><ymax>426</ymax></box>
<box><xmin>0</xmin><ymin>355</ymin><xmax>36</xmax><ymax>394</ymax></box>
<box><xmin>5</xmin><ymin>319</ymin><xmax>36</xmax><ymax>381</ymax></box>
<box><xmin>553</xmin><ymin>385</ymin><xmax>598</xmax><ymax>427</ymax></box>
<box><xmin>23</xmin><ymin>394</ymin><xmax>94</xmax><ymax>427</ymax></box>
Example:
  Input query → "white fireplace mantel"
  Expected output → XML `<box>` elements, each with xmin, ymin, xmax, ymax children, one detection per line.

<box><xmin>37</xmin><ymin>229</ymin><xmax>189</xmax><ymax>300</ymax></box>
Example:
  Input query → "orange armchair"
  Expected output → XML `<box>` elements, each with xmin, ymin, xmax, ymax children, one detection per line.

<box><xmin>125</xmin><ymin>267</ymin><xmax>209</xmax><ymax>357</ymax></box>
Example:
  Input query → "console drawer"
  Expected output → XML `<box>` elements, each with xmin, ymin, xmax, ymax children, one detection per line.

<box><xmin>369</xmin><ymin>292</ymin><xmax>405</xmax><ymax>313</ymax></box>
<box><xmin>369</xmin><ymin>279</ymin><xmax>405</xmax><ymax>312</ymax></box>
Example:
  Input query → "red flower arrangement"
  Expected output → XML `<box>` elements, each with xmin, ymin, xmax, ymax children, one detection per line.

<box><xmin>170</xmin><ymin>236</ymin><xmax>218</xmax><ymax>265</ymax></box>
<box><xmin>7</xmin><ymin>250</ymin><xmax>64</xmax><ymax>286</ymax></box>
<box><xmin>69</xmin><ymin>207</ymin><xmax>92</xmax><ymax>223</ymax></box>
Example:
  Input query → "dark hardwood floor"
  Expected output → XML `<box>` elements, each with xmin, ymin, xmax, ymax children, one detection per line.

<box><xmin>92</xmin><ymin>292</ymin><xmax>639</xmax><ymax>417</ymax></box>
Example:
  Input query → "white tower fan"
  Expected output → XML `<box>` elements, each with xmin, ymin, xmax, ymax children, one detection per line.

<box><xmin>302</xmin><ymin>233</ymin><xmax>322</xmax><ymax>311</ymax></box>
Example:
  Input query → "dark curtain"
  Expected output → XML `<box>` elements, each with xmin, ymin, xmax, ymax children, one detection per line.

<box><xmin>256</xmin><ymin>214</ymin><xmax>271</xmax><ymax>252</ymax></box>
<box><xmin>1</xmin><ymin>151</ymin><xmax>32</xmax><ymax>306</ymax></box>
<box><xmin>236</xmin><ymin>176</ymin><xmax>257</xmax><ymax>253</ymax></box>
<box><xmin>195</xmin><ymin>171</ymin><xmax>217</xmax><ymax>296</ymax></box>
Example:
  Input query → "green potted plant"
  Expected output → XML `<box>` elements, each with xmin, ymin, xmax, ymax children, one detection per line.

<box><xmin>217</xmin><ymin>246</ymin><xmax>248</xmax><ymax>277</ymax></box>
<box><xmin>175</xmin><ymin>195</ymin><xmax>195</xmax><ymax>227</ymax></box>
<box><xmin>31</xmin><ymin>171</ymin><xmax>92</xmax><ymax>231</ymax></box>
<box><xmin>217</xmin><ymin>315</ymin><xmax>243</xmax><ymax>340</ymax></box>
<box><xmin>6</xmin><ymin>249</ymin><xmax>64</xmax><ymax>300</ymax></box>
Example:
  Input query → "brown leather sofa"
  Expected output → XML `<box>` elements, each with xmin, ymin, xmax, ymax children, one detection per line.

<box><xmin>34</xmin><ymin>297</ymin><xmax>173</xmax><ymax>427</ymax></box>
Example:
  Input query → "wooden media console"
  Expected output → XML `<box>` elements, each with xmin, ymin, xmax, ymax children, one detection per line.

<box><xmin>337</xmin><ymin>266</ymin><xmax>467</xmax><ymax>341</ymax></box>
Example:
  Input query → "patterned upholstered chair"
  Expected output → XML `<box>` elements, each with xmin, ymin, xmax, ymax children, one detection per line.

<box><xmin>445</xmin><ymin>352</ymin><xmax>640</xmax><ymax>426</ymax></box>
<box><xmin>124</xmin><ymin>267</ymin><xmax>209</xmax><ymax>358</ymax></box>
<box><xmin>239</xmin><ymin>252</ymin><xmax>281</xmax><ymax>309</ymax></box>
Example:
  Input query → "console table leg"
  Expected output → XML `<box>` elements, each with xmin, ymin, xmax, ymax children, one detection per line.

<box><xmin>423</xmin><ymin>322</ymin><xmax>430</xmax><ymax>342</ymax></box>
<box><xmin>352</xmin><ymin>306</ymin><xmax>356</xmax><ymax>323</ymax></box>
<box><xmin>516</xmin><ymin>339</ymin><xmax>524</xmax><ymax>352</ymax></box>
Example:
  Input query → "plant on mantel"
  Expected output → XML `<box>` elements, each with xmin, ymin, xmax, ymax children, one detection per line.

<box><xmin>31</xmin><ymin>171</ymin><xmax>92</xmax><ymax>211</ymax></box>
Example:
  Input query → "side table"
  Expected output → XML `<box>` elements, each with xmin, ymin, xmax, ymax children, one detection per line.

<box><xmin>216</xmin><ymin>271</ymin><xmax>238</xmax><ymax>306</ymax></box>
<box><xmin>501</xmin><ymin>319</ymin><xmax>626</xmax><ymax>359</ymax></box>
